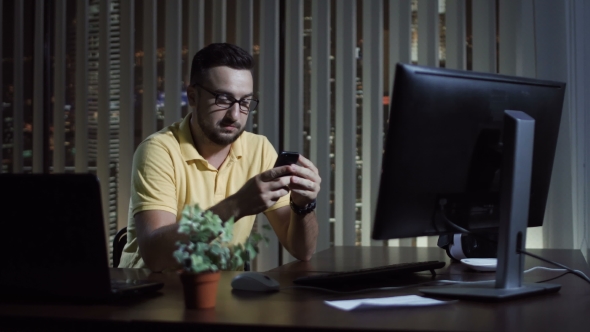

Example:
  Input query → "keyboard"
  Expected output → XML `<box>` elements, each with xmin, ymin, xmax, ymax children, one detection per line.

<box><xmin>110</xmin><ymin>279</ymin><xmax>164</xmax><ymax>294</ymax></box>
<box><xmin>293</xmin><ymin>261</ymin><xmax>446</xmax><ymax>287</ymax></box>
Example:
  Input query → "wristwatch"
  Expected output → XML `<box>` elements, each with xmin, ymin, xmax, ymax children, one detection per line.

<box><xmin>290</xmin><ymin>198</ymin><xmax>317</xmax><ymax>215</ymax></box>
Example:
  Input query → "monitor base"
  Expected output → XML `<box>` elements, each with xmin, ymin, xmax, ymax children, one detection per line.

<box><xmin>420</xmin><ymin>282</ymin><xmax>560</xmax><ymax>301</ymax></box>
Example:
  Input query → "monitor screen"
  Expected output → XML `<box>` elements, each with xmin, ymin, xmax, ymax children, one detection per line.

<box><xmin>372</xmin><ymin>64</ymin><xmax>565</xmax><ymax>241</ymax></box>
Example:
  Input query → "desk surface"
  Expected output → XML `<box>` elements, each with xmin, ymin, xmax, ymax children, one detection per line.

<box><xmin>2</xmin><ymin>246</ymin><xmax>590</xmax><ymax>332</ymax></box>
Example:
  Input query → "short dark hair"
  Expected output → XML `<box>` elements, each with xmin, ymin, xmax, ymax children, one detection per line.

<box><xmin>189</xmin><ymin>43</ymin><xmax>254</xmax><ymax>86</ymax></box>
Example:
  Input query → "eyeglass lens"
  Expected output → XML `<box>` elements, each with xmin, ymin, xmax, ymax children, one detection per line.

<box><xmin>216</xmin><ymin>95</ymin><xmax>258</xmax><ymax>112</ymax></box>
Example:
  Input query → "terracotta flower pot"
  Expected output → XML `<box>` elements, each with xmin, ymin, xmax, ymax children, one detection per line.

<box><xmin>179</xmin><ymin>270</ymin><xmax>221</xmax><ymax>309</ymax></box>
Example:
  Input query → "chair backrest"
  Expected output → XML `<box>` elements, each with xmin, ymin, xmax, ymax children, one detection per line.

<box><xmin>112</xmin><ymin>227</ymin><xmax>127</xmax><ymax>268</ymax></box>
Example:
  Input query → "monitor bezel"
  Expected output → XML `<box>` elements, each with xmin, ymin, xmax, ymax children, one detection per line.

<box><xmin>372</xmin><ymin>63</ymin><xmax>566</xmax><ymax>241</ymax></box>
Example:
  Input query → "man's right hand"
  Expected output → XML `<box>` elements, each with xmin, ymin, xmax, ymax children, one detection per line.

<box><xmin>229</xmin><ymin>166</ymin><xmax>293</xmax><ymax>219</ymax></box>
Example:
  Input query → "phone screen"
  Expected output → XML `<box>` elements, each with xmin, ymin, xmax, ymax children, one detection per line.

<box><xmin>274</xmin><ymin>151</ymin><xmax>299</xmax><ymax>167</ymax></box>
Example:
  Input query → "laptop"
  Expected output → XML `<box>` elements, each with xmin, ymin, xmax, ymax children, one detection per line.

<box><xmin>0</xmin><ymin>173</ymin><xmax>163</xmax><ymax>301</ymax></box>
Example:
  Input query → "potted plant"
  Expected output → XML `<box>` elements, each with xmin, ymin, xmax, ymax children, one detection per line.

<box><xmin>173</xmin><ymin>204</ymin><xmax>268</xmax><ymax>309</ymax></box>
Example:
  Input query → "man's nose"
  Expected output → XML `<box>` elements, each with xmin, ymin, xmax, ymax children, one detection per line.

<box><xmin>225</xmin><ymin>102</ymin><xmax>241</xmax><ymax>120</ymax></box>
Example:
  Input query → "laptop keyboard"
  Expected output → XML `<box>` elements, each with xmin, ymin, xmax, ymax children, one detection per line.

<box><xmin>108</xmin><ymin>279</ymin><xmax>164</xmax><ymax>296</ymax></box>
<box><xmin>293</xmin><ymin>261</ymin><xmax>446</xmax><ymax>286</ymax></box>
<box><xmin>111</xmin><ymin>279</ymin><xmax>153</xmax><ymax>291</ymax></box>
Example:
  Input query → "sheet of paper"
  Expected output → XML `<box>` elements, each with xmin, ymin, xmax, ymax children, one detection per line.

<box><xmin>325</xmin><ymin>295</ymin><xmax>453</xmax><ymax>311</ymax></box>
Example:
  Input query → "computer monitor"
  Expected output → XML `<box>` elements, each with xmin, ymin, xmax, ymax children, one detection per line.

<box><xmin>372</xmin><ymin>64</ymin><xmax>566</xmax><ymax>300</ymax></box>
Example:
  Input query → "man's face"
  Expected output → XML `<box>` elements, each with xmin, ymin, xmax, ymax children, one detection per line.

<box><xmin>188</xmin><ymin>66</ymin><xmax>253</xmax><ymax>146</ymax></box>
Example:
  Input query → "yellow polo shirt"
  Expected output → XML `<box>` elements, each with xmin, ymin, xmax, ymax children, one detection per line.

<box><xmin>119</xmin><ymin>113</ymin><xmax>289</xmax><ymax>269</ymax></box>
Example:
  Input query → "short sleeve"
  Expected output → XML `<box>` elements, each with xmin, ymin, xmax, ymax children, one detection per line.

<box><xmin>130</xmin><ymin>139</ymin><xmax>178</xmax><ymax>217</ymax></box>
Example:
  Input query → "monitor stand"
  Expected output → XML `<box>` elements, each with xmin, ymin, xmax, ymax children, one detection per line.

<box><xmin>420</xmin><ymin>110</ymin><xmax>561</xmax><ymax>301</ymax></box>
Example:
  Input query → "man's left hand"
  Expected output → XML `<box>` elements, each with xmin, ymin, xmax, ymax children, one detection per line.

<box><xmin>285</xmin><ymin>155</ymin><xmax>321</xmax><ymax>208</ymax></box>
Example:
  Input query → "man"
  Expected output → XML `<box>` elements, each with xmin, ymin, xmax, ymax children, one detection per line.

<box><xmin>119</xmin><ymin>43</ymin><xmax>320</xmax><ymax>271</ymax></box>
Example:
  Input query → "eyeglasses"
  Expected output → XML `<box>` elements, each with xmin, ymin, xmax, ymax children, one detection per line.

<box><xmin>194</xmin><ymin>83</ymin><xmax>259</xmax><ymax>114</ymax></box>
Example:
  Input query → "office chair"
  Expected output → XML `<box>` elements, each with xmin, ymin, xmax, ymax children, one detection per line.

<box><xmin>112</xmin><ymin>227</ymin><xmax>127</xmax><ymax>268</ymax></box>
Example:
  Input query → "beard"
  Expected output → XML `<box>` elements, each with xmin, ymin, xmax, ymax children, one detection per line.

<box><xmin>195</xmin><ymin>111</ymin><xmax>246</xmax><ymax>146</ymax></box>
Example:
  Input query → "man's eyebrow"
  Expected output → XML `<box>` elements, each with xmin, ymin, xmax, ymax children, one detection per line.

<box><xmin>213</xmin><ymin>89</ymin><xmax>254</xmax><ymax>98</ymax></box>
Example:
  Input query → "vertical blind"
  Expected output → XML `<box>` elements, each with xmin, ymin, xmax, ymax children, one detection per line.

<box><xmin>2</xmin><ymin>0</ymin><xmax>548</xmax><ymax>269</ymax></box>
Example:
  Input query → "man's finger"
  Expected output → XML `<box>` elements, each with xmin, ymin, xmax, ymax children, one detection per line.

<box><xmin>260</xmin><ymin>165</ymin><xmax>293</xmax><ymax>182</ymax></box>
<box><xmin>290</xmin><ymin>188</ymin><xmax>317</xmax><ymax>201</ymax></box>
<box><xmin>273</xmin><ymin>175</ymin><xmax>292</xmax><ymax>188</ymax></box>
<box><xmin>287</xmin><ymin>164</ymin><xmax>321</xmax><ymax>185</ymax></box>
<box><xmin>297</xmin><ymin>155</ymin><xmax>319</xmax><ymax>174</ymax></box>
<box><xmin>288</xmin><ymin>176</ymin><xmax>315</xmax><ymax>191</ymax></box>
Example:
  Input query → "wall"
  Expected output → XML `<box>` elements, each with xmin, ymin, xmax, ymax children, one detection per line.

<box><xmin>534</xmin><ymin>0</ymin><xmax>590</xmax><ymax>260</ymax></box>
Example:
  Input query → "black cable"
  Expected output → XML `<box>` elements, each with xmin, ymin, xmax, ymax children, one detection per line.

<box><xmin>438</xmin><ymin>199</ymin><xmax>471</xmax><ymax>234</ymax></box>
<box><xmin>438</xmin><ymin>199</ymin><xmax>499</xmax><ymax>246</ymax></box>
<box><xmin>535</xmin><ymin>272</ymin><xmax>571</xmax><ymax>284</ymax></box>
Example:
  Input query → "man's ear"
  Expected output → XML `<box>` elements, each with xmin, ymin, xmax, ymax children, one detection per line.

<box><xmin>187</xmin><ymin>85</ymin><xmax>198</xmax><ymax>108</ymax></box>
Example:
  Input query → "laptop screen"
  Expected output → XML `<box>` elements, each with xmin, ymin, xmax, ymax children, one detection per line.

<box><xmin>0</xmin><ymin>173</ymin><xmax>112</xmax><ymax>298</ymax></box>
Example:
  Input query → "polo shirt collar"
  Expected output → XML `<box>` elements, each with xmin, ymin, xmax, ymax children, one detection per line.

<box><xmin>229</xmin><ymin>131</ymin><xmax>244</xmax><ymax>162</ymax></box>
<box><xmin>179</xmin><ymin>113</ymin><xmax>204</xmax><ymax>162</ymax></box>
<box><xmin>179</xmin><ymin>113</ymin><xmax>244</xmax><ymax>162</ymax></box>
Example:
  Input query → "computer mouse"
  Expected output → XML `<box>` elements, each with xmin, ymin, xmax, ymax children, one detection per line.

<box><xmin>231</xmin><ymin>272</ymin><xmax>280</xmax><ymax>292</ymax></box>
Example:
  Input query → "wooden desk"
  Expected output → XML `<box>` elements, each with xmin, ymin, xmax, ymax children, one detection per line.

<box><xmin>1</xmin><ymin>246</ymin><xmax>590</xmax><ymax>331</ymax></box>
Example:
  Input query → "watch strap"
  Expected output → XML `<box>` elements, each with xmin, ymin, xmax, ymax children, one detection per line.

<box><xmin>290</xmin><ymin>198</ymin><xmax>317</xmax><ymax>215</ymax></box>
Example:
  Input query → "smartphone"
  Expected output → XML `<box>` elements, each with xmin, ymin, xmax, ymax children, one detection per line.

<box><xmin>274</xmin><ymin>151</ymin><xmax>299</xmax><ymax>167</ymax></box>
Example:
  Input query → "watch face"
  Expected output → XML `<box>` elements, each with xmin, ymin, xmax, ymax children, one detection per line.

<box><xmin>290</xmin><ymin>199</ymin><xmax>317</xmax><ymax>215</ymax></box>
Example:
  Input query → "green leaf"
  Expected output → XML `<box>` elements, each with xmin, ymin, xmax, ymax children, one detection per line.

<box><xmin>210</xmin><ymin>244</ymin><xmax>223</xmax><ymax>256</ymax></box>
<box><xmin>174</xmin><ymin>203</ymin><xmax>269</xmax><ymax>272</ymax></box>
<box><xmin>231</xmin><ymin>255</ymin><xmax>243</xmax><ymax>268</ymax></box>
<box><xmin>246</xmin><ymin>245</ymin><xmax>258</xmax><ymax>259</ymax></box>
<box><xmin>172</xmin><ymin>249</ymin><xmax>186</xmax><ymax>264</ymax></box>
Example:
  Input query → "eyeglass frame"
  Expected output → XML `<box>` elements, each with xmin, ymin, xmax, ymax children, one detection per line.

<box><xmin>192</xmin><ymin>82</ymin><xmax>259</xmax><ymax>114</ymax></box>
